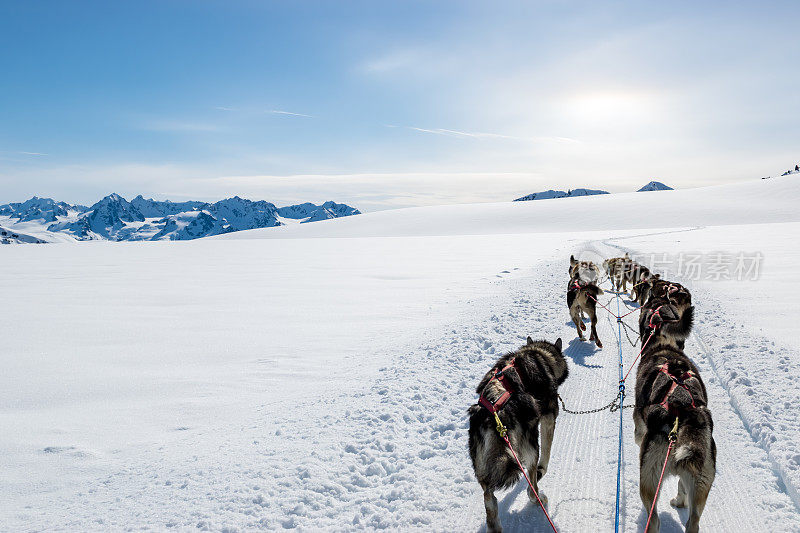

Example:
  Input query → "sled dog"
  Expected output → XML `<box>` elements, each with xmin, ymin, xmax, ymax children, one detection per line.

<box><xmin>468</xmin><ymin>337</ymin><xmax>568</xmax><ymax>533</ymax></box>
<box><xmin>633</xmin><ymin>271</ymin><xmax>660</xmax><ymax>306</ymax></box>
<box><xmin>604</xmin><ymin>253</ymin><xmax>633</xmax><ymax>292</ymax></box>
<box><xmin>634</xmin><ymin>338</ymin><xmax>716</xmax><ymax>533</ymax></box>
<box><xmin>640</xmin><ymin>282</ymin><xmax>694</xmax><ymax>350</ymax></box>
<box><xmin>568</xmin><ymin>255</ymin><xmax>604</xmax><ymax>348</ymax></box>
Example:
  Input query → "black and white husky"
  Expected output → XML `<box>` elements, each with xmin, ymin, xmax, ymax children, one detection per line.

<box><xmin>639</xmin><ymin>281</ymin><xmax>694</xmax><ymax>350</ymax></box>
<box><xmin>634</xmin><ymin>323</ymin><xmax>715</xmax><ymax>532</ymax></box>
<box><xmin>468</xmin><ymin>338</ymin><xmax>568</xmax><ymax>533</ymax></box>
<box><xmin>568</xmin><ymin>255</ymin><xmax>604</xmax><ymax>348</ymax></box>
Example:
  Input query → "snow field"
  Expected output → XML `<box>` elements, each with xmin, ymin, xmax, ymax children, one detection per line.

<box><xmin>2</xmin><ymin>175</ymin><xmax>800</xmax><ymax>530</ymax></box>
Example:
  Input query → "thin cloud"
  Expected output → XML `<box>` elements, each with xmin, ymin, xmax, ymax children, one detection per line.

<box><xmin>268</xmin><ymin>109</ymin><xmax>314</xmax><ymax>118</ymax></box>
<box><xmin>19</xmin><ymin>151</ymin><xmax>48</xmax><ymax>156</ymax></box>
<box><xmin>214</xmin><ymin>106</ymin><xmax>235</xmax><ymax>111</ymax></box>
<box><xmin>405</xmin><ymin>126</ymin><xmax>577</xmax><ymax>144</ymax></box>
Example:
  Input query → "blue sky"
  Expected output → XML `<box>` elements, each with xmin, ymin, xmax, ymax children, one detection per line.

<box><xmin>1</xmin><ymin>1</ymin><xmax>798</xmax><ymax>210</ymax></box>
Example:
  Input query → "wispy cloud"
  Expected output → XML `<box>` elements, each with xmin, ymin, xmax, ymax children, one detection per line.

<box><xmin>407</xmin><ymin>127</ymin><xmax>519</xmax><ymax>139</ymax></box>
<box><xmin>19</xmin><ymin>151</ymin><xmax>48</xmax><ymax>156</ymax></box>
<box><xmin>214</xmin><ymin>106</ymin><xmax>235</xmax><ymax>111</ymax></box>
<box><xmin>404</xmin><ymin>126</ymin><xmax>577</xmax><ymax>144</ymax></box>
<box><xmin>268</xmin><ymin>109</ymin><xmax>314</xmax><ymax>118</ymax></box>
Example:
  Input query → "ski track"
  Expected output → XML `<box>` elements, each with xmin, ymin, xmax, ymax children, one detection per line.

<box><xmin>5</xmin><ymin>242</ymin><xmax>800</xmax><ymax>532</ymax></box>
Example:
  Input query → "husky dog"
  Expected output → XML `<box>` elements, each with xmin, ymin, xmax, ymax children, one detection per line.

<box><xmin>648</xmin><ymin>279</ymin><xmax>692</xmax><ymax>313</ymax></box>
<box><xmin>468</xmin><ymin>338</ymin><xmax>568</xmax><ymax>533</ymax></box>
<box><xmin>633</xmin><ymin>271</ymin><xmax>660</xmax><ymax>306</ymax></box>
<box><xmin>634</xmin><ymin>338</ymin><xmax>716</xmax><ymax>533</ymax></box>
<box><xmin>568</xmin><ymin>255</ymin><xmax>604</xmax><ymax>348</ymax></box>
<box><xmin>639</xmin><ymin>288</ymin><xmax>694</xmax><ymax>350</ymax></box>
<box><xmin>604</xmin><ymin>253</ymin><xmax>631</xmax><ymax>292</ymax></box>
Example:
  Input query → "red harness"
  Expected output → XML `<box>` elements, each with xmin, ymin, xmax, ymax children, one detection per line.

<box><xmin>478</xmin><ymin>358</ymin><xmax>517</xmax><ymax>413</ymax></box>
<box><xmin>657</xmin><ymin>362</ymin><xmax>696</xmax><ymax>414</ymax></box>
<box><xmin>646</xmin><ymin>305</ymin><xmax>667</xmax><ymax>330</ymax></box>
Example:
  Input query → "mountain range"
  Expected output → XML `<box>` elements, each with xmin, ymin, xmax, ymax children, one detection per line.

<box><xmin>514</xmin><ymin>182</ymin><xmax>673</xmax><ymax>202</ymax></box>
<box><xmin>0</xmin><ymin>194</ymin><xmax>360</xmax><ymax>244</ymax></box>
<box><xmin>513</xmin><ymin>188</ymin><xmax>610</xmax><ymax>202</ymax></box>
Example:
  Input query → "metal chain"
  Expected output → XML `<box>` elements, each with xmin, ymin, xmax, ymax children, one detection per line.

<box><xmin>620</xmin><ymin>319</ymin><xmax>640</xmax><ymax>348</ymax></box>
<box><xmin>558</xmin><ymin>392</ymin><xmax>624</xmax><ymax>415</ymax></box>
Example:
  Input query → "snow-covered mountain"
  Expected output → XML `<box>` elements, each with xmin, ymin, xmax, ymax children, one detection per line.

<box><xmin>0</xmin><ymin>194</ymin><xmax>360</xmax><ymax>243</ymax></box>
<box><xmin>514</xmin><ymin>188</ymin><xmax>609</xmax><ymax>202</ymax></box>
<box><xmin>0</xmin><ymin>225</ymin><xmax>46</xmax><ymax>244</ymax></box>
<box><xmin>277</xmin><ymin>201</ymin><xmax>360</xmax><ymax>222</ymax></box>
<box><xmin>637</xmin><ymin>181</ymin><xmax>673</xmax><ymax>191</ymax></box>
<box><xmin>0</xmin><ymin>196</ymin><xmax>85</xmax><ymax>223</ymax></box>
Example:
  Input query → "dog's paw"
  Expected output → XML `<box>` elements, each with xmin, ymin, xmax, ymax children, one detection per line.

<box><xmin>528</xmin><ymin>487</ymin><xmax>548</xmax><ymax>506</ymax></box>
<box><xmin>670</xmin><ymin>496</ymin><xmax>686</xmax><ymax>508</ymax></box>
<box><xmin>595</xmin><ymin>339</ymin><xmax>603</xmax><ymax>348</ymax></box>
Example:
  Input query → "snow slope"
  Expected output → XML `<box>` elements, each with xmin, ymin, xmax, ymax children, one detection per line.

<box><xmin>220</xmin><ymin>174</ymin><xmax>797</xmax><ymax>239</ymax></box>
<box><xmin>2</xmin><ymin>175</ymin><xmax>800</xmax><ymax>531</ymax></box>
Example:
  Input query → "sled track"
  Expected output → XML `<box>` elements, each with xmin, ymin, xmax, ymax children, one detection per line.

<box><xmin>450</xmin><ymin>251</ymin><xmax>800</xmax><ymax>532</ymax></box>
<box><xmin>603</xmin><ymin>230</ymin><xmax>800</xmax><ymax>517</ymax></box>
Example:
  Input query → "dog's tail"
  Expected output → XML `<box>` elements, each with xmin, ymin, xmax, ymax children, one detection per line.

<box><xmin>672</xmin><ymin>410</ymin><xmax>712</xmax><ymax>476</ymax></box>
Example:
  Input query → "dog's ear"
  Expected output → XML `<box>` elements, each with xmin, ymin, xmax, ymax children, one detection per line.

<box><xmin>527</xmin><ymin>336</ymin><xmax>534</xmax><ymax>346</ymax></box>
<box><xmin>570</xmin><ymin>255</ymin><xmax>578</xmax><ymax>267</ymax></box>
<box><xmin>653</xmin><ymin>273</ymin><xmax>661</xmax><ymax>280</ymax></box>
<box><xmin>624</xmin><ymin>252</ymin><xmax>629</xmax><ymax>258</ymax></box>
<box><xmin>554</xmin><ymin>338</ymin><xmax>563</xmax><ymax>351</ymax></box>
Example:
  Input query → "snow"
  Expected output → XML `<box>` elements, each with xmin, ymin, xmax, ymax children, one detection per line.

<box><xmin>2</xmin><ymin>175</ymin><xmax>800</xmax><ymax>531</ymax></box>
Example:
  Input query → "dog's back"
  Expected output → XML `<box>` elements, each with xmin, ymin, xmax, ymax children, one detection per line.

<box><xmin>635</xmin><ymin>344</ymin><xmax>714</xmax><ymax>472</ymax></box>
<box><xmin>468</xmin><ymin>338</ymin><xmax>567</xmax><ymax>532</ymax></box>
<box><xmin>469</xmin><ymin>339</ymin><xmax>568</xmax><ymax>478</ymax></box>
<box><xmin>634</xmin><ymin>342</ymin><xmax>716</xmax><ymax>532</ymax></box>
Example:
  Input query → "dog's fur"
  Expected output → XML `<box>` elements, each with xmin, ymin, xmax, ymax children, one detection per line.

<box><xmin>468</xmin><ymin>338</ymin><xmax>568</xmax><ymax>533</ymax></box>
<box><xmin>640</xmin><ymin>280</ymin><xmax>694</xmax><ymax>350</ymax></box>
<box><xmin>633</xmin><ymin>271</ymin><xmax>660</xmax><ymax>306</ymax></box>
<box><xmin>568</xmin><ymin>255</ymin><xmax>604</xmax><ymax>348</ymax></box>
<box><xmin>633</xmin><ymin>340</ymin><xmax>716</xmax><ymax>533</ymax></box>
<box><xmin>648</xmin><ymin>279</ymin><xmax>692</xmax><ymax>314</ymax></box>
<box><xmin>603</xmin><ymin>254</ymin><xmax>632</xmax><ymax>292</ymax></box>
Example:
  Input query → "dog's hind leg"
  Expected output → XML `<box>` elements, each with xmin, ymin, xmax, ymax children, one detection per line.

<box><xmin>481</xmin><ymin>483</ymin><xmax>502</xmax><ymax>533</ymax></box>
<box><xmin>570</xmin><ymin>306</ymin><xmax>585</xmax><ymax>341</ymax></box>
<box><xmin>640</xmin><ymin>439</ymin><xmax>662</xmax><ymax>533</ymax></box>
<box><xmin>588</xmin><ymin>305</ymin><xmax>602</xmax><ymax>348</ymax></box>
<box><xmin>670</xmin><ymin>477</ymin><xmax>687</xmax><ymax>508</ymax></box>
<box><xmin>525</xmin><ymin>449</ymin><xmax>548</xmax><ymax>507</ymax></box>
<box><xmin>684</xmin><ymin>461</ymin><xmax>715</xmax><ymax>533</ymax></box>
<box><xmin>537</xmin><ymin>413</ymin><xmax>556</xmax><ymax>480</ymax></box>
